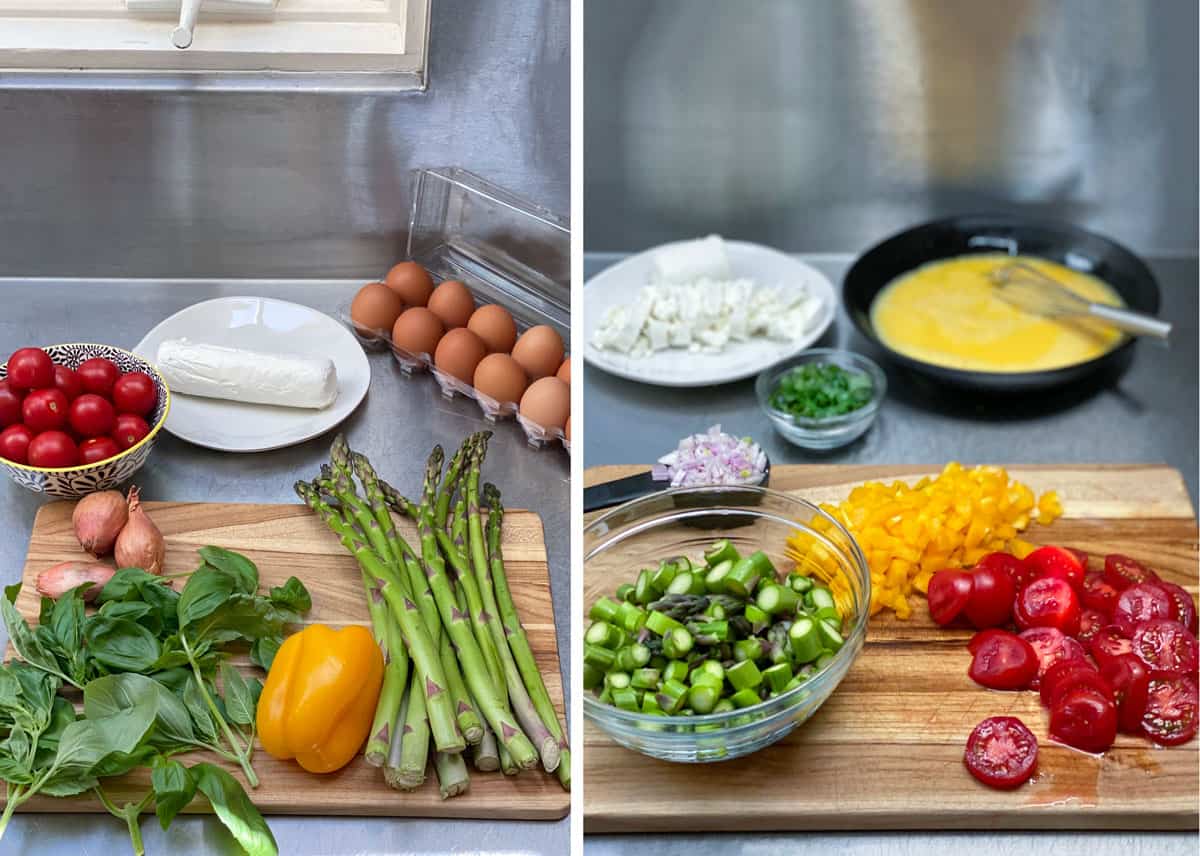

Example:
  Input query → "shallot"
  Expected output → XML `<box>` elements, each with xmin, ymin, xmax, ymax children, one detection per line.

<box><xmin>36</xmin><ymin>561</ymin><xmax>115</xmax><ymax>601</ymax></box>
<box><xmin>114</xmin><ymin>486</ymin><xmax>165</xmax><ymax>575</ymax></box>
<box><xmin>72</xmin><ymin>489</ymin><xmax>128</xmax><ymax>557</ymax></box>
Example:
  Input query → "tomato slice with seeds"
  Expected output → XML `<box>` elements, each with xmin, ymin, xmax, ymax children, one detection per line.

<box><xmin>964</xmin><ymin>716</ymin><xmax>1038</xmax><ymax>789</ymax></box>
<box><xmin>1113</xmin><ymin>582</ymin><xmax>1173</xmax><ymax>636</ymax></box>
<box><xmin>1041</xmin><ymin>660</ymin><xmax>1112</xmax><ymax>710</ymax></box>
<box><xmin>1050</xmin><ymin>686</ymin><xmax>1117</xmax><ymax>753</ymax></box>
<box><xmin>1081</xmin><ymin>572</ymin><xmax>1119</xmax><ymax>615</ymax></box>
<box><xmin>968</xmin><ymin>631</ymin><xmax>1038</xmax><ymax>690</ymax></box>
<box><xmin>976</xmin><ymin>552</ymin><xmax>1034</xmax><ymax>591</ymax></box>
<box><xmin>1154</xmin><ymin>580</ymin><xmax>1198</xmax><ymax>636</ymax></box>
<box><xmin>1077</xmin><ymin>608</ymin><xmax>1107</xmax><ymax>644</ymax></box>
<box><xmin>964</xmin><ymin>564</ymin><xmax>1015</xmax><ymax>629</ymax></box>
<box><xmin>1131</xmin><ymin>619</ymin><xmax>1198</xmax><ymax>678</ymax></box>
<box><xmin>1090</xmin><ymin>625</ymin><xmax>1135</xmax><ymax>670</ymax></box>
<box><xmin>968</xmin><ymin>628</ymin><xmax>1013</xmax><ymax>655</ymax></box>
<box><xmin>1101</xmin><ymin>653</ymin><xmax>1151</xmax><ymax>733</ymax></box>
<box><xmin>1104</xmin><ymin>554</ymin><xmax>1158</xmax><ymax>591</ymax></box>
<box><xmin>1141</xmin><ymin>676</ymin><xmax>1199</xmax><ymax>746</ymax></box>
<box><xmin>1025</xmin><ymin>546</ymin><xmax>1085</xmax><ymax>590</ymax></box>
<box><xmin>1015</xmin><ymin>576</ymin><xmax>1081</xmax><ymax>635</ymax></box>
<box><xmin>927</xmin><ymin>569</ymin><xmax>973</xmax><ymax>626</ymax></box>
<box><xmin>1020</xmin><ymin>627</ymin><xmax>1087</xmax><ymax>689</ymax></box>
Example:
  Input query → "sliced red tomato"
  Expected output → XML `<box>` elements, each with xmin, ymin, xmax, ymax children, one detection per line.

<box><xmin>1015</xmin><ymin>576</ymin><xmax>1081</xmax><ymax>635</ymax></box>
<box><xmin>1025</xmin><ymin>545</ymin><xmax>1085</xmax><ymax>590</ymax></box>
<box><xmin>1131</xmin><ymin>619</ymin><xmax>1198</xmax><ymax>678</ymax></box>
<box><xmin>1155</xmin><ymin>580</ymin><xmax>1198</xmax><ymax>636</ymax></box>
<box><xmin>1090</xmin><ymin>625</ymin><xmax>1135</xmax><ymax>670</ymax></box>
<box><xmin>1141</xmin><ymin>676</ymin><xmax>1198</xmax><ymax>746</ymax></box>
<box><xmin>964</xmin><ymin>564</ymin><xmax>1015</xmax><ymax>629</ymax></box>
<box><xmin>1065</xmin><ymin>547</ymin><xmax>1089</xmax><ymax>567</ymax></box>
<box><xmin>1113</xmin><ymin>582</ymin><xmax>1173</xmax><ymax>636</ymax></box>
<box><xmin>1077</xmin><ymin>608</ymin><xmax>1107</xmax><ymax>644</ymax></box>
<box><xmin>1101</xmin><ymin>653</ymin><xmax>1151</xmax><ymax>733</ymax></box>
<box><xmin>1041</xmin><ymin>660</ymin><xmax>1112</xmax><ymax>710</ymax></box>
<box><xmin>928</xmin><ymin>569</ymin><xmax>973</xmax><ymax>626</ymax></box>
<box><xmin>1050</xmin><ymin>686</ymin><xmax>1117</xmax><ymax>753</ymax></box>
<box><xmin>963</xmin><ymin>716</ymin><xmax>1038</xmax><ymax>789</ymax></box>
<box><xmin>968</xmin><ymin>631</ymin><xmax>1038</xmax><ymax>690</ymax></box>
<box><xmin>1104</xmin><ymin>554</ymin><xmax>1158</xmax><ymax>591</ymax></box>
<box><xmin>968</xmin><ymin>628</ymin><xmax>1013</xmax><ymax>655</ymax></box>
<box><xmin>976</xmin><ymin>552</ymin><xmax>1034</xmax><ymax>591</ymax></box>
<box><xmin>1081</xmin><ymin>572</ymin><xmax>1119</xmax><ymax>615</ymax></box>
<box><xmin>1020</xmin><ymin>627</ymin><xmax>1088</xmax><ymax>689</ymax></box>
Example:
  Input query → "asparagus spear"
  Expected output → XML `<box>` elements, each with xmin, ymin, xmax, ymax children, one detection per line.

<box><xmin>484</xmin><ymin>484</ymin><xmax>572</xmax><ymax>790</ymax></box>
<box><xmin>387</xmin><ymin>672</ymin><xmax>431</xmax><ymax>791</ymax></box>
<box><xmin>383</xmin><ymin>681</ymin><xmax>412</xmax><ymax>789</ymax></box>
<box><xmin>434</xmin><ymin>746</ymin><xmax>470</xmax><ymax>799</ymax></box>
<box><xmin>363</xmin><ymin>579</ymin><xmax>410</xmax><ymax>766</ymax></box>
<box><xmin>472</xmin><ymin>721</ymin><xmax>500</xmax><ymax>772</ymax></box>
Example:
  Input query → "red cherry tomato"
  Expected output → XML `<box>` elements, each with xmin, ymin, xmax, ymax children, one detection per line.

<box><xmin>1155</xmin><ymin>580</ymin><xmax>1198</xmax><ymax>636</ymax></box>
<box><xmin>968</xmin><ymin>628</ymin><xmax>1013</xmax><ymax>655</ymax></box>
<box><xmin>1077</xmin><ymin>608</ymin><xmax>1107</xmax><ymax>644</ymax></box>
<box><xmin>1015</xmin><ymin>576</ymin><xmax>1081</xmax><ymax>635</ymax></box>
<box><xmin>1131</xmin><ymin>619</ymin><xmax>1198</xmax><ymax>678</ymax></box>
<box><xmin>76</xmin><ymin>357</ymin><xmax>120</xmax><ymax>396</ymax></box>
<box><xmin>27</xmin><ymin>431</ymin><xmax>78</xmax><ymax>468</ymax></box>
<box><xmin>1101</xmin><ymin>653</ymin><xmax>1152</xmax><ymax>733</ymax></box>
<box><xmin>976</xmin><ymin>552</ymin><xmax>1034</xmax><ymax>590</ymax></box>
<box><xmin>1020</xmin><ymin>627</ymin><xmax>1087</xmax><ymax>689</ymax></box>
<box><xmin>1081</xmin><ymin>572</ymin><xmax>1119</xmax><ymax>615</ymax></box>
<box><xmin>52</xmin><ymin>365</ymin><xmax>83</xmax><ymax>401</ymax></box>
<box><xmin>1141</xmin><ymin>676</ymin><xmax>1198</xmax><ymax>746</ymax></box>
<box><xmin>963</xmin><ymin>716</ymin><xmax>1038</xmax><ymax>789</ymax></box>
<box><xmin>0</xmin><ymin>380</ymin><xmax>22</xmax><ymax>428</ymax></box>
<box><xmin>67</xmin><ymin>394</ymin><xmax>116</xmax><ymax>439</ymax></box>
<box><xmin>21</xmin><ymin>388</ymin><xmax>69</xmax><ymax>432</ymax></box>
<box><xmin>0</xmin><ymin>424</ymin><xmax>35</xmax><ymax>464</ymax></box>
<box><xmin>111</xmin><ymin>372</ymin><xmax>157</xmax><ymax>417</ymax></box>
<box><xmin>1024</xmin><ymin>545</ymin><xmax>1085</xmax><ymax>590</ymax></box>
<box><xmin>927</xmin><ymin>570</ymin><xmax>974</xmax><ymax>626</ymax></box>
<box><xmin>1113</xmin><ymin>582</ymin><xmax>1173</xmax><ymax>636</ymax></box>
<box><xmin>968</xmin><ymin>631</ymin><xmax>1038</xmax><ymax>690</ymax></box>
<box><xmin>1050</xmin><ymin>686</ymin><xmax>1117</xmax><ymax>753</ymax></box>
<box><xmin>1041</xmin><ymin>660</ymin><xmax>1112</xmax><ymax>710</ymax></box>
<box><xmin>78</xmin><ymin>436</ymin><xmax>121</xmax><ymax>465</ymax></box>
<box><xmin>1090</xmin><ymin>625</ymin><xmax>1135</xmax><ymax>670</ymax></box>
<box><xmin>113</xmin><ymin>413</ymin><xmax>151</xmax><ymax>450</ymax></box>
<box><xmin>964</xmin><ymin>564</ymin><xmax>1015</xmax><ymax>629</ymax></box>
<box><xmin>1104</xmin><ymin>553</ymin><xmax>1157</xmax><ymax>591</ymax></box>
<box><xmin>5</xmin><ymin>348</ymin><xmax>54</xmax><ymax>391</ymax></box>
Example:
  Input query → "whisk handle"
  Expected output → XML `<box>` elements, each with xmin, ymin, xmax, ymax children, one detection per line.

<box><xmin>1088</xmin><ymin>304</ymin><xmax>1172</xmax><ymax>340</ymax></box>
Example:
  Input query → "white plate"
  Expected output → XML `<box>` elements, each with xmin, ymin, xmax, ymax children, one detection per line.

<box><xmin>583</xmin><ymin>241</ymin><xmax>837</xmax><ymax>387</ymax></box>
<box><xmin>134</xmin><ymin>297</ymin><xmax>370</xmax><ymax>453</ymax></box>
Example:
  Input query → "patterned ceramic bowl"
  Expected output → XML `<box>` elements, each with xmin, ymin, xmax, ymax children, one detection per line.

<box><xmin>0</xmin><ymin>344</ymin><xmax>170</xmax><ymax>498</ymax></box>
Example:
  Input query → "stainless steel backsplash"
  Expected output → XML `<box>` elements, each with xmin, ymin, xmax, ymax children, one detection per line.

<box><xmin>585</xmin><ymin>0</ymin><xmax>1198</xmax><ymax>255</ymax></box>
<box><xmin>0</xmin><ymin>0</ymin><xmax>569</xmax><ymax>279</ymax></box>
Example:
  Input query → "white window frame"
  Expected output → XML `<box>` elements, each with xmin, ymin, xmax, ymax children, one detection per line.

<box><xmin>0</xmin><ymin>0</ymin><xmax>430</xmax><ymax>89</ymax></box>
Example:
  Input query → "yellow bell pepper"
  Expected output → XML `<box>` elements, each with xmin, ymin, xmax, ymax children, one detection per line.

<box><xmin>256</xmin><ymin>623</ymin><xmax>384</xmax><ymax>774</ymax></box>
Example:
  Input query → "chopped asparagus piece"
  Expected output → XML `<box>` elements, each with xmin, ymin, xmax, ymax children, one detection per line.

<box><xmin>730</xmin><ymin>688</ymin><xmax>762</xmax><ymax>708</ymax></box>
<box><xmin>704</xmin><ymin>539</ymin><xmax>741</xmax><ymax>568</ymax></box>
<box><xmin>726</xmin><ymin>659</ymin><xmax>763</xmax><ymax>691</ymax></box>
<box><xmin>589</xmin><ymin>596</ymin><xmax>620</xmax><ymax>623</ymax></box>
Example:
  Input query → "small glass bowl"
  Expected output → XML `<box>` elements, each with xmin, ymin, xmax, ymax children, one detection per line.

<box><xmin>583</xmin><ymin>486</ymin><xmax>870</xmax><ymax>763</ymax></box>
<box><xmin>755</xmin><ymin>348</ymin><xmax>886</xmax><ymax>450</ymax></box>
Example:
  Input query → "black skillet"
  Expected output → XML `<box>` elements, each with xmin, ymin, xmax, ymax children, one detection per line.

<box><xmin>842</xmin><ymin>214</ymin><xmax>1162</xmax><ymax>392</ymax></box>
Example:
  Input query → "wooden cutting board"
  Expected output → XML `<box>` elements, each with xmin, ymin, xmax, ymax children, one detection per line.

<box><xmin>9</xmin><ymin>501</ymin><xmax>569</xmax><ymax>821</ymax></box>
<box><xmin>583</xmin><ymin>464</ymin><xmax>1198</xmax><ymax>832</ymax></box>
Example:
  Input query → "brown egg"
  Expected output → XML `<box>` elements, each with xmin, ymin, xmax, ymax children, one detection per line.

<box><xmin>556</xmin><ymin>357</ymin><xmax>571</xmax><ymax>384</ymax></box>
<box><xmin>427</xmin><ymin>280</ymin><xmax>476</xmax><ymax>329</ymax></box>
<box><xmin>467</xmin><ymin>304</ymin><xmax>518</xmax><ymax>354</ymax></box>
<box><xmin>519</xmin><ymin>377</ymin><xmax>570</xmax><ymax>430</ymax></box>
<box><xmin>384</xmin><ymin>262</ymin><xmax>434</xmax><ymax>307</ymax></box>
<box><xmin>511</xmin><ymin>325</ymin><xmax>565</xmax><ymax>380</ymax></box>
<box><xmin>434</xmin><ymin>328</ymin><xmax>487</xmax><ymax>385</ymax></box>
<box><xmin>565</xmin><ymin>417</ymin><xmax>571</xmax><ymax>442</ymax></box>
<box><xmin>473</xmin><ymin>353</ymin><xmax>529</xmax><ymax>404</ymax></box>
<box><xmin>391</xmin><ymin>307</ymin><xmax>445</xmax><ymax>357</ymax></box>
<box><xmin>351</xmin><ymin>282</ymin><xmax>404</xmax><ymax>333</ymax></box>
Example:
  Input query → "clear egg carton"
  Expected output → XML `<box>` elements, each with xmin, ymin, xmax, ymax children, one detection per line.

<box><xmin>341</xmin><ymin>167</ymin><xmax>571</xmax><ymax>451</ymax></box>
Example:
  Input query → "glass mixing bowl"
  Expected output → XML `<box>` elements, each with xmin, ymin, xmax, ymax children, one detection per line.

<box><xmin>583</xmin><ymin>486</ymin><xmax>870</xmax><ymax>762</ymax></box>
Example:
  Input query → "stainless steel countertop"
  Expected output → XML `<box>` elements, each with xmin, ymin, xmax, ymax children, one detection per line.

<box><xmin>582</xmin><ymin>253</ymin><xmax>1198</xmax><ymax>855</ymax></box>
<box><xmin>0</xmin><ymin>279</ymin><xmax>570</xmax><ymax>855</ymax></box>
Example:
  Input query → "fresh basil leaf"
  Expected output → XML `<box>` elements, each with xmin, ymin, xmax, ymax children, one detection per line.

<box><xmin>38</xmin><ymin>773</ymin><xmax>99</xmax><ymax>798</ymax></box>
<box><xmin>81</xmin><ymin>675</ymin><xmax>162</xmax><ymax>752</ymax></box>
<box><xmin>91</xmin><ymin>744</ymin><xmax>158</xmax><ymax>779</ymax></box>
<box><xmin>191</xmin><ymin>763</ymin><xmax>278</xmax><ymax>856</ymax></box>
<box><xmin>0</xmin><ymin>751</ymin><xmax>33</xmax><ymax>784</ymax></box>
<box><xmin>34</xmin><ymin>696</ymin><xmax>78</xmax><ymax>765</ymax></box>
<box><xmin>219</xmin><ymin>664</ymin><xmax>256</xmax><ymax>727</ymax></box>
<box><xmin>4</xmin><ymin>582</ymin><xmax>21</xmax><ymax>604</ymax></box>
<box><xmin>84</xmin><ymin>673</ymin><xmax>194</xmax><ymax>750</ymax></box>
<box><xmin>183</xmin><ymin>677</ymin><xmax>218</xmax><ymax>744</ymax></box>
<box><xmin>268</xmin><ymin>577</ymin><xmax>311</xmax><ymax>614</ymax></box>
<box><xmin>97</xmin><ymin>601</ymin><xmax>154</xmax><ymax>624</ymax></box>
<box><xmin>49</xmin><ymin>719</ymin><xmax>118</xmax><ymax>780</ymax></box>
<box><xmin>249</xmin><ymin>636</ymin><xmax>281</xmax><ymax>672</ymax></box>
<box><xmin>177</xmin><ymin>566</ymin><xmax>237</xmax><ymax>629</ymax></box>
<box><xmin>185</xmin><ymin>595</ymin><xmax>291</xmax><ymax>648</ymax></box>
<box><xmin>96</xmin><ymin>568</ymin><xmax>168</xmax><ymax>604</ymax></box>
<box><xmin>197</xmin><ymin>548</ymin><xmax>258</xmax><ymax>595</ymax></box>
<box><xmin>151</xmin><ymin>756</ymin><xmax>196</xmax><ymax>830</ymax></box>
<box><xmin>152</xmin><ymin>666</ymin><xmax>193</xmax><ymax>695</ymax></box>
<box><xmin>1</xmin><ymin>597</ymin><xmax>71</xmax><ymax>685</ymax></box>
<box><xmin>38</xmin><ymin>595</ymin><xmax>55</xmax><ymax>626</ymax></box>
<box><xmin>50</xmin><ymin>590</ymin><xmax>85</xmax><ymax>654</ymax></box>
<box><xmin>84</xmin><ymin>616</ymin><xmax>162</xmax><ymax>673</ymax></box>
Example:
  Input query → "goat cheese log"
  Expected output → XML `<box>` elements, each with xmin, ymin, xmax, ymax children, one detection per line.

<box><xmin>155</xmin><ymin>339</ymin><xmax>339</xmax><ymax>409</ymax></box>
